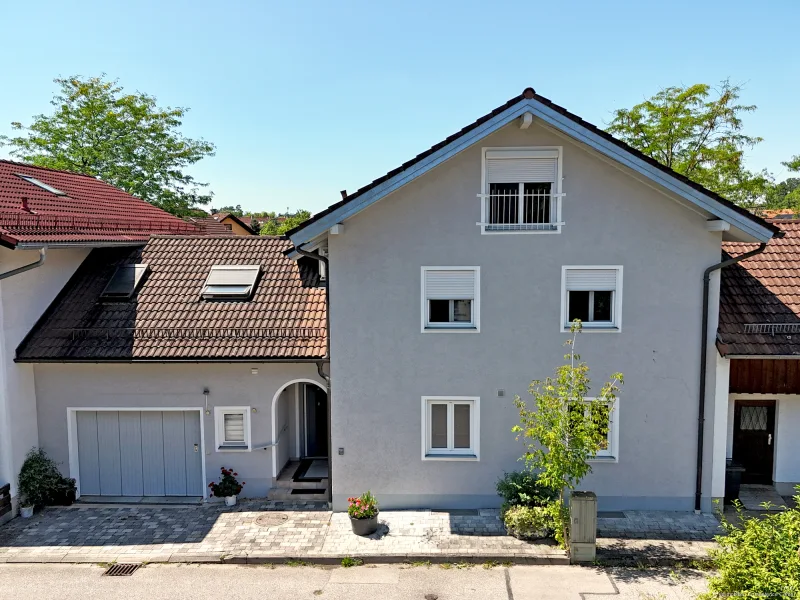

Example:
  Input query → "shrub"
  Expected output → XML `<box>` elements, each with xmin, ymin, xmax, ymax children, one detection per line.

<box><xmin>496</xmin><ymin>471</ymin><xmax>556</xmax><ymax>513</ymax></box>
<box><xmin>347</xmin><ymin>491</ymin><xmax>378</xmax><ymax>519</ymax></box>
<box><xmin>18</xmin><ymin>447</ymin><xmax>75</xmax><ymax>508</ymax></box>
<box><xmin>701</xmin><ymin>495</ymin><xmax>800</xmax><ymax>599</ymax></box>
<box><xmin>503</xmin><ymin>505</ymin><xmax>554</xmax><ymax>540</ymax></box>
<box><xmin>208</xmin><ymin>467</ymin><xmax>244</xmax><ymax>497</ymax></box>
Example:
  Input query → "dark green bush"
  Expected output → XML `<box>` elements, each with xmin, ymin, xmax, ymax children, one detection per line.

<box><xmin>496</xmin><ymin>471</ymin><xmax>557</xmax><ymax>513</ymax></box>
<box><xmin>18</xmin><ymin>447</ymin><xmax>75</xmax><ymax>508</ymax></box>
<box><xmin>701</xmin><ymin>494</ymin><xmax>800</xmax><ymax>599</ymax></box>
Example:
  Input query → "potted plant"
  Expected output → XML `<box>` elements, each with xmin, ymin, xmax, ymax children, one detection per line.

<box><xmin>18</xmin><ymin>448</ymin><xmax>64</xmax><ymax>515</ymax></box>
<box><xmin>347</xmin><ymin>491</ymin><xmax>379</xmax><ymax>536</ymax></box>
<box><xmin>209</xmin><ymin>467</ymin><xmax>244</xmax><ymax>506</ymax></box>
<box><xmin>19</xmin><ymin>499</ymin><xmax>34</xmax><ymax>519</ymax></box>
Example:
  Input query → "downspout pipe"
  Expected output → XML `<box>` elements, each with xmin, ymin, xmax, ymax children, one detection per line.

<box><xmin>295</xmin><ymin>244</ymin><xmax>332</xmax><ymax>504</ymax></box>
<box><xmin>0</xmin><ymin>247</ymin><xmax>46</xmax><ymax>281</ymax></box>
<box><xmin>695</xmin><ymin>242</ymin><xmax>766</xmax><ymax>512</ymax></box>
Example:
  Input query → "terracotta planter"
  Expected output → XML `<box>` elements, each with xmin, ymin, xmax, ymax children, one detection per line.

<box><xmin>224</xmin><ymin>495</ymin><xmax>237</xmax><ymax>507</ymax></box>
<box><xmin>350</xmin><ymin>514</ymin><xmax>379</xmax><ymax>536</ymax></box>
<box><xmin>20</xmin><ymin>506</ymin><xmax>34</xmax><ymax>519</ymax></box>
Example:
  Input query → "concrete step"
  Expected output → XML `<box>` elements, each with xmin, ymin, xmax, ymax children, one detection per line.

<box><xmin>267</xmin><ymin>487</ymin><xmax>328</xmax><ymax>502</ymax></box>
<box><xmin>274</xmin><ymin>479</ymin><xmax>328</xmax><ymax>490</ymax></box>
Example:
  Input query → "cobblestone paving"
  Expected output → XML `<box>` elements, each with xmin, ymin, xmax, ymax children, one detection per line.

<box><xmin>0</xmin><ymin>502</ymin><xmax>721</xmax><ymax>564</ymax></box>
<box><xmin>597</xmin><ymin>511</ymin><xmax>723</xmax><ymax>541</ymax></box>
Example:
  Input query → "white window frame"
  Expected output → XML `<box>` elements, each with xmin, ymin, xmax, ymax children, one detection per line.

<box><xmin>479</xmin><ymin>146</ymin><xmax>564</xmax><ymax>235</ymax></box>
<box><xmin>581</xmin><ymin>398</ymin><xmax>619</xmax><ymax>462</ymax></box>
<box><xmin>214</xmin><ymin>406</ymin><xmax>252</xmax><ymax>452</ymax></box>
<box><xmin>560</xmin><ymin>266</ymin><xmax>623</xmax><ymax>332</ymax></box>
<box><xmin>421</xmin><ymin>396</ymin><xmax>480</xmax><ymax>461</ymax></box>
<box><xmin>421</xmin><ymin>266</ymin><xmax>480</xmax><ymax>333</ymax></box>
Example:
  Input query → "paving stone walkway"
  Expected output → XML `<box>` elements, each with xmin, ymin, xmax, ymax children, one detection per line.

<box><xmin>0</xmin><ymin>502</ymin><xmax>721</xmax><ymax>565</ymax></box>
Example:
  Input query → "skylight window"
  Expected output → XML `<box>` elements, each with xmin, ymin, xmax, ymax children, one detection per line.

<box><xmin>202</xmin><ymin>265</ymin><xmax>260</xmax><ymax>300</ymax></box>
<box><xmin>16</xmin><ymin>174</ymin><xmax>67</xmax><ymax>196</ymax></box>
<box><xmin>100</xmin><ymin>264</ymin><xmax>149</xmax><ymax>300</ymax></box>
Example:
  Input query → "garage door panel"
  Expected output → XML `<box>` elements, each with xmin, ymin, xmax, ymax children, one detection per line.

<box><xmin>118</xmin><ymin>412</ymin><xmax>144</xmax><ymax>497</ymax></box>
<box><xmin>184</xmin><ymin>412</ymin><xmax>203</xmax><ymax>496</ymax></box>
<box><xmin>96</xmin><ymin>412</ymin><xmax>122</xmax><ymax>496</ymax></box>
<box><xmin>76</xmin><ymin>411</ymin><xmax>100</xmax><ymax>496</ymax></box>
<box><xmin>162</xmin><ymin>411</ymin><xmax>187</xmax><ymax>496</ymax></box>
<box><xmin>141</xmin><ymin>412</ymin><xmax>166</xmax><ymax>496</ymax></box>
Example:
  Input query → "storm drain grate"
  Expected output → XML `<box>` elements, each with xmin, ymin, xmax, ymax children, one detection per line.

<box><xmin>103</xmin><ymin>563</ymin><xmax>141</xmax><ymax>576</ymax></box>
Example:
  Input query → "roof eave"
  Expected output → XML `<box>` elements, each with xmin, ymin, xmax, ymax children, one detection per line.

<box><xmin>290</xmin><ymin>96</ymin><xmax>777</xmax><ymax>246</ymax></box>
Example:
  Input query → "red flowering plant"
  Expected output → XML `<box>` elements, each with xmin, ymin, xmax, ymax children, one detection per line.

<box><xmin>347</xmin><ymin>491</ymin><xmax>378</xmax><ymax>519</ymax></box>
<box><xmin>208</xmin><ymin>467</ymin><xmax>245</xmax><ymax>497</ymax></box>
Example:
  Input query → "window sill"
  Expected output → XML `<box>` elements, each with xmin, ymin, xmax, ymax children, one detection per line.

<box><xmin>561</xmin><ymin>325</ymin><xmax>620</xmax><ymax>333</ymax></box>
<box><xmin>217</xmin><ymin>445</ymin><xmax>251</xmax><ymax>452</ymax></box>
<box><xmin>588</xmin><ymin>456</ymin><xmax>618</xmax><ymax>463</ymax></box>
<box><xmin>423</xmin><ymin>327</ymin><xmax>479</xmax><ymax>334</ymax></box>
<box><xmin>422</xmin><ymin>454</ymin><xmax>479</xmax><ymax>461</ymax></box>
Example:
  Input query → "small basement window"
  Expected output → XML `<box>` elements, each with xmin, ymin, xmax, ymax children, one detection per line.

<box><xmin>202</xmin><ymin>265</ymin><xmax>260</xmax><ymax>300</ymax></box>
<box><xmin>214</xmin><ymin>407</ymin><xmax>251</xmax><ymax>451</ymax></box>
<box><xmin>561</xmin><ymin>266</ymin><xmax>623</xmax><ymax>331</ymax></box>
<box><xmin>16</xmin><ymin>174</ymin><xmax>67</xmax><ymax>196</ymax></box>
<box><xmin>100</xmin><ymin>264</ymin><xmax>149</xmax><ymax>300</ymax></box>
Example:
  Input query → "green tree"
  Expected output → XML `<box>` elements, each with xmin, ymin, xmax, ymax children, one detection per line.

<box><xmin>215</xmin><ymin>204</ymin><xmax>244</xmax><ymax>216</ymax></box>
<box><xmin>1</xmin><ymin>76</ymin><xmax>215</xmax><ymax>216</ymax></box>
<box><xmin>260</xmin><ymin>210</ymin><xmax>311</xmax><ymax>235</ymax></box>
<box><xmin>606</xmin><ymin>81</ymin><xmax>770</xmax><ymax>207</ymax></box>
<box><xmin>512</xmin><ymin>321</ymin><xmax>623</xmax><ymax>546</ymax></box>
<box><xmin>765</xmin><ymin>156</ymin><xmax>800</xmax><ymax>212</ymax></box>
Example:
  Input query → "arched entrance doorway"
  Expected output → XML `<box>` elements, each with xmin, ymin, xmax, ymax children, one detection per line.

<box><xmin>270</xmin><ymin>379</ymin><xmax>328</xmax><ymax>483</ymax></box>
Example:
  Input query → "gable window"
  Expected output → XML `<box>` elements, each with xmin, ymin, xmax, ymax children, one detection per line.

<box><xmin>201</xmin><ymin>265</ymin><xmax>260</xmax><ymax>300</ymax></box>
<box><xmin>100</xmin><ymin>264</ymin><xmax>149</xmax><ymax>301</ymax></box>
<box><xmin>214</xmin><ymin>407</ymin><xmax>251</xmax><ymax>451</ymax></box>
<box><xmin>481</xmin><ymin>148</ymin><xmax>562</xmax><ymax>233</ymax></box>
<box><xmin>421</xmin><ymin>396</ymin><xmax>480</xmax><ymax>460</ymax></box>
<box><xmin>569</xmin><ymin>399</ymin><xmax>619</xmax><ymax>461</ymax></box>
<box><xmin>561</xmin><ymin>266</ymin><xmax>622</xmax><ymax>331</ymax></box>
<box><xmin>421</xmin><ymin>267</ymin><xmax>479</xmax><ymax>332</ymax></box>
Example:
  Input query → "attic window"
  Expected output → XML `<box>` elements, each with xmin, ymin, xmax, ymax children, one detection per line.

<box><xmin>16</xmin><ymin>174</ymin><xmax>67</xmax><ymax>196</ymax></box>
<box><xmin>100</xmin><ymin>264</ymin><xmax>149</xmax><ymax>300</ymax></box>
<box><xmin>202</xmin><ymin>265</ymin><xmax>260</xmax><ymax>300</ymax></box>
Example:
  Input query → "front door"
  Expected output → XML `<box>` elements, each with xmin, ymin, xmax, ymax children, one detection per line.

<box><xmin>732</xmin><ymin>400</ymin><xmax>776</xmax><ymax>485</ymax></box>
<box><xmin>304</xmin><ymin>386</ymin><xmax>328</xmax><ymax>458</ymax></box>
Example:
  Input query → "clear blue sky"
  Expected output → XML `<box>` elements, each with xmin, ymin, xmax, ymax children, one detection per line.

<box><xmin>2</xmin><ymin>0</ymin><xmax>797</xmax><ymax>214</ymax></box>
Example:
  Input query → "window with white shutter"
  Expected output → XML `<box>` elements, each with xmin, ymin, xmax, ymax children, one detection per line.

<box><xmin>421</xmin><ymin>267</ymin><xmax>480</xmax><ymax>331</ymax></box>
<box><xmin>202</xmin><ymin>265</ymin><xmax>260</xmax><ymax>300</ymax></box>
<box><xmin>481</xmin><ymin>148</ymin><xmax>563</xmax><ymax>233</ymax></box>
<box><xmin>561</xmin><ymin>266</ymin><xmax>623</xmax><ymax>331</ymax></box>
<box><xmin>214</xmin><ymin>407</ymin><xmax>251</xmax><ymax>450</ymax></box>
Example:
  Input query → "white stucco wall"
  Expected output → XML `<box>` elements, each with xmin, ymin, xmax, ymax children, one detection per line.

<box><xmin>0</xmin><ymin>246</ymin><xmax>90</xmax><ymax>504</ymax></box>
<box><xmin>327</xmin><ymin>121</ymin><xmax>724</xmax><ymax>511</ymax></box>
<box><xmin>33</xmin><ymin>363</ymin><xmax>324</xmax><ymax>498</ymax></box>
<box><xmin>774</xmin><ymin>397</ymin><xmax>800</xmax><ymax>496</ymax></box>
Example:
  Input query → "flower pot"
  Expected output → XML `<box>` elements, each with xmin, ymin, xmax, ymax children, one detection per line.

<box><xmin>224</xmin><ymin>495</ymin><xmax>237</xmax><ymax>507</ymax></box>
<box><xmin>20</xmin><ymin>506</ymin><xmax>34</xmax><ymax>519</ymax></box>
<box><xmin>350</xmin><ymin>514</ymin><xmax>379</xmax><ymax>536</ymax></box>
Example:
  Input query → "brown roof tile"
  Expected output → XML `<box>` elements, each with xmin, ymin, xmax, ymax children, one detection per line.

<box><xmin>16</xmin><ymin>236</ymin><xmax>326</xmax><ymax>361</ymax></box>
<box><xmin>719</xmin><ymin>220</ymin><xmax>800</xmax><ymax>356</ymax></box>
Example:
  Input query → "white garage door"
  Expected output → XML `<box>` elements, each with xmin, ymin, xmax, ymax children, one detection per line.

<box><xmin>76</xmin><ymin>411</ymin><xmax>203</xmax><ymax>497</ymax></box>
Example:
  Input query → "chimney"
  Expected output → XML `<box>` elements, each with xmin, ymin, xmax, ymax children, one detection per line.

<box><xmin>340</xmin><ymin>190</ymin><xmax>348</xmax><ymax>200</ymax></box>
<box><xmin>21</xmin><ymin>197</ymin><xmax>31</xmax><ymax>213</ymax></box>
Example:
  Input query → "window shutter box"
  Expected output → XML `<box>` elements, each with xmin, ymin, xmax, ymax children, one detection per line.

<box><xmin>565</xmin><ymin>269</ymin><xmax>617</xmax><ymax>291</ymax></box>
<box><xmin>486</xmin><ymin>150</ymin><xmax>557</xmax><ymax>184</ymax></box>
<box><xmin>425</xmin><ymin>270</ymin><xmax>476</xmax><ymax>299</ymax></box>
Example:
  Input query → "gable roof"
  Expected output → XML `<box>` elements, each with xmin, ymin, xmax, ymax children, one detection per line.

<box><xmin>213</xmin><ymin>213</ymin><xmax>257</xmax><ymax>234</ymax></box>
<box><xmin>718</xmin><ymin>220</ymin><xmax>800</xmax><ymax>357</ymax></box>
<box><xmin>16</xmin><ymin>235</ymin><xmax>326</xmax><ymax>362</ymax></box>
<box><xmin>288</xmin><ymin>88</ymin><xmax>779</xmax><ymax>246</ymax></box>
<box><xmin>0</xmin><ymin>160</ymin><xmax>202</xmax><ymax>247</ymax></box>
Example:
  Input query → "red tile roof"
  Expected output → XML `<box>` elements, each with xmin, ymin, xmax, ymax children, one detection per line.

<box><xmin>719</xmin><ymin>220</ymin><xmax>800</xmax><ymax>356</ymax></box>
<box><xmin>16</xmin><ymin>236</ymin><xmax>326</xmax><ymax>361</ymax></box>
<box><xmin>0</xmin><ymin>160</ymin><xmax>202</xmax><ymax>247</ymax></box>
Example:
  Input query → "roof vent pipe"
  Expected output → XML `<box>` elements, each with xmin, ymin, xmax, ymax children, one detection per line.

<box><xmin>21</xmin><ymin>197</ymin><xmax>32</xmax><ymax>213</ymax></box>
<box><xmin>340</xmin><ymin>190</ymin><xmax>347</xmax><ymax>200</ymax></box>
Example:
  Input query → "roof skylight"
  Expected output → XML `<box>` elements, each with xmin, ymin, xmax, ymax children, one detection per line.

<box><xmin>202</xmin><ymin>265</ymin><xmax>260</xmax><ymax>300</ymax></box>
<box><xmin>16</xmin><ymin>174</ymin><xmax>67</xmax><ymax>196</ymax></box>
<box><xmin>100</xmin><ymin>264</ymin><xmax>149</xmax><ymax>301</ymax></box>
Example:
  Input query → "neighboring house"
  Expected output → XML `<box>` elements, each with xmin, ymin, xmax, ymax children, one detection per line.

<box><xmin>184</xmin><ymin>215</ymin><xmax>236</xmax><ymax>235</ymax></box>
<box><xmin>211</xmin><ymin>213</ymin><xmax>257</xmax><ymax>235</ymax></box>
<box><xmin>16</xmin><ymin>235</ymin><xmax>327</xmax><ymax>500</ymax></box>
<box><xmin>717</xmin><ymin>219</ymin><xmax>800</xmax><ymax>496</ymax></box>
<box><xmin>286</xmin><ymin>87</ymin><xmax>780</xmax><ymax>512</ymax></box>
<box><xmin>0</xmin><ymin>159</ymin><xmax>203</xmax><ymax>517</ymax></box>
